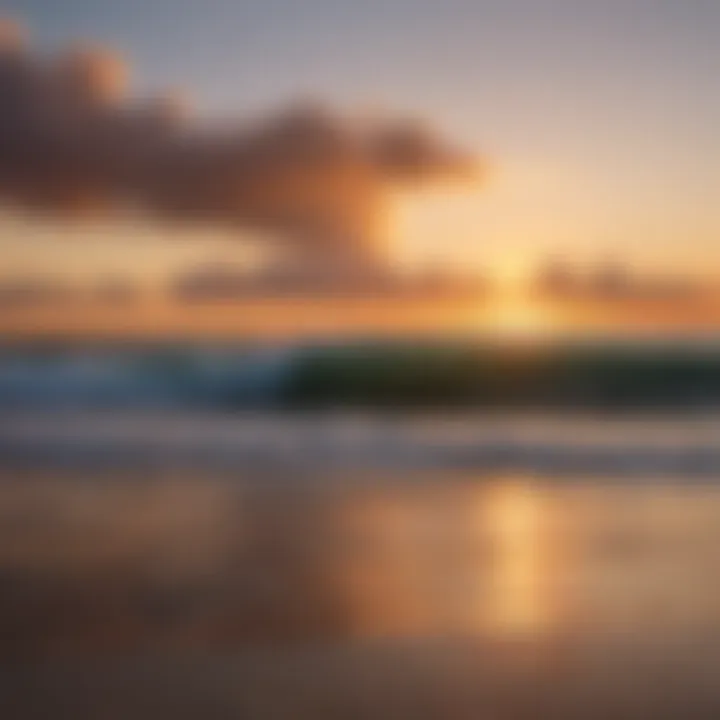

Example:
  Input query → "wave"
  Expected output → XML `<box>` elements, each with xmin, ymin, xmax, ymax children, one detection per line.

<box><xmin>2</xmin><ymin>413</ymin><xmax>720</xmax><ymax>477</ymax></box>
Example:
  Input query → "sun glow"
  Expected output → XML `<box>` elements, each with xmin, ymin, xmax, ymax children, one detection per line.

<box><xmin>485</xmin><ymin>296</ymin><xmax>557</xmax><ymax>340</ymax></box>
<box><xmin>483</xmin><ymin>258</ymin><xmax>558</xmax><ymax>339</ymax></box>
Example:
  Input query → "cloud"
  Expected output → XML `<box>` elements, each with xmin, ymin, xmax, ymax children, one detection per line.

<box><xmin>0</xmin><ymin>19</ymin><xmax>480</xmax><ymax>266</ymax></box>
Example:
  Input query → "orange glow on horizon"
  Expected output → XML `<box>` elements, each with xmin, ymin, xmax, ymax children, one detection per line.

<box><xmin>484</xmin><ymin>298</ymin><xmax>558</xmax><ymax>340</ymax></box>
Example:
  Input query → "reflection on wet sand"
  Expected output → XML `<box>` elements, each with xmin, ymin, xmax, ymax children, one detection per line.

<box><xmin>483</xmin><ymin>479</ymin><xmax>551</xmax><ymax>636</ymax></box>
<box><xmin>3</xmin><ymin>471</ymin><xmax>720</xmax><ymax>718</ymax></box>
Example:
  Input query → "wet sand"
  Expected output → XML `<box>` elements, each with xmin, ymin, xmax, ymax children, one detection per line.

<box><xmin>2</xmin><ymin>463</ymin><xmax>720</xmax><ymax>718</ymax></box>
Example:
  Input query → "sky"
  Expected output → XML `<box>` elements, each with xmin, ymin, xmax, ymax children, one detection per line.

<box><xmin>1</xmin><ymin>0</ymin><xmax>718</xmax><ymax>283</ymax></box>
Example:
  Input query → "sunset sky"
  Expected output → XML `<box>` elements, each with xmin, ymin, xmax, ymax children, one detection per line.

<box><xmin>0</xmin><ymin>0</ymin><xmax>718</xmax><ymax>285</ymax></box>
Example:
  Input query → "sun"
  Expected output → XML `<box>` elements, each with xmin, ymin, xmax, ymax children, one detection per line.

<box><xmin>478</xmin><ymin>278</ymin><xmax>559</xmax><ymax>340</ymax></box>
<box><xmin>475</xmin><ymin>257</ymin><xmax>556</xmax><ymax>339</ymax></box>
<box><xmin>489</xmin><ymin>299</ymin><xmax>554</xmax><ymax>338</ymax></box>
<box><xmin>492</xmin><ymin>256</ymin><xmax>534</xmax><ymax>295</ymax></box>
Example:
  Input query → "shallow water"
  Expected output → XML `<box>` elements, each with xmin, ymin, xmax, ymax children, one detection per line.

<box><xmin>4</xmin><ymin>411</ymin><xmax>720</xmax><ymax>475</ymax></box>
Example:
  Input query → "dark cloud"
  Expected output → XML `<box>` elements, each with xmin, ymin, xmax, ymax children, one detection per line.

<box><xmin>0</xmin><ymin>19</ymin><xmax>480</xmax><ymax>265</ymax></box>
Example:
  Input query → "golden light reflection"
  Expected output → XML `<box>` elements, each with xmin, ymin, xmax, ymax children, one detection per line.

<box><xmin>482</xmin><ymin>479</ymin><xmax>551</xmax><ymax>636</ymax></box>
